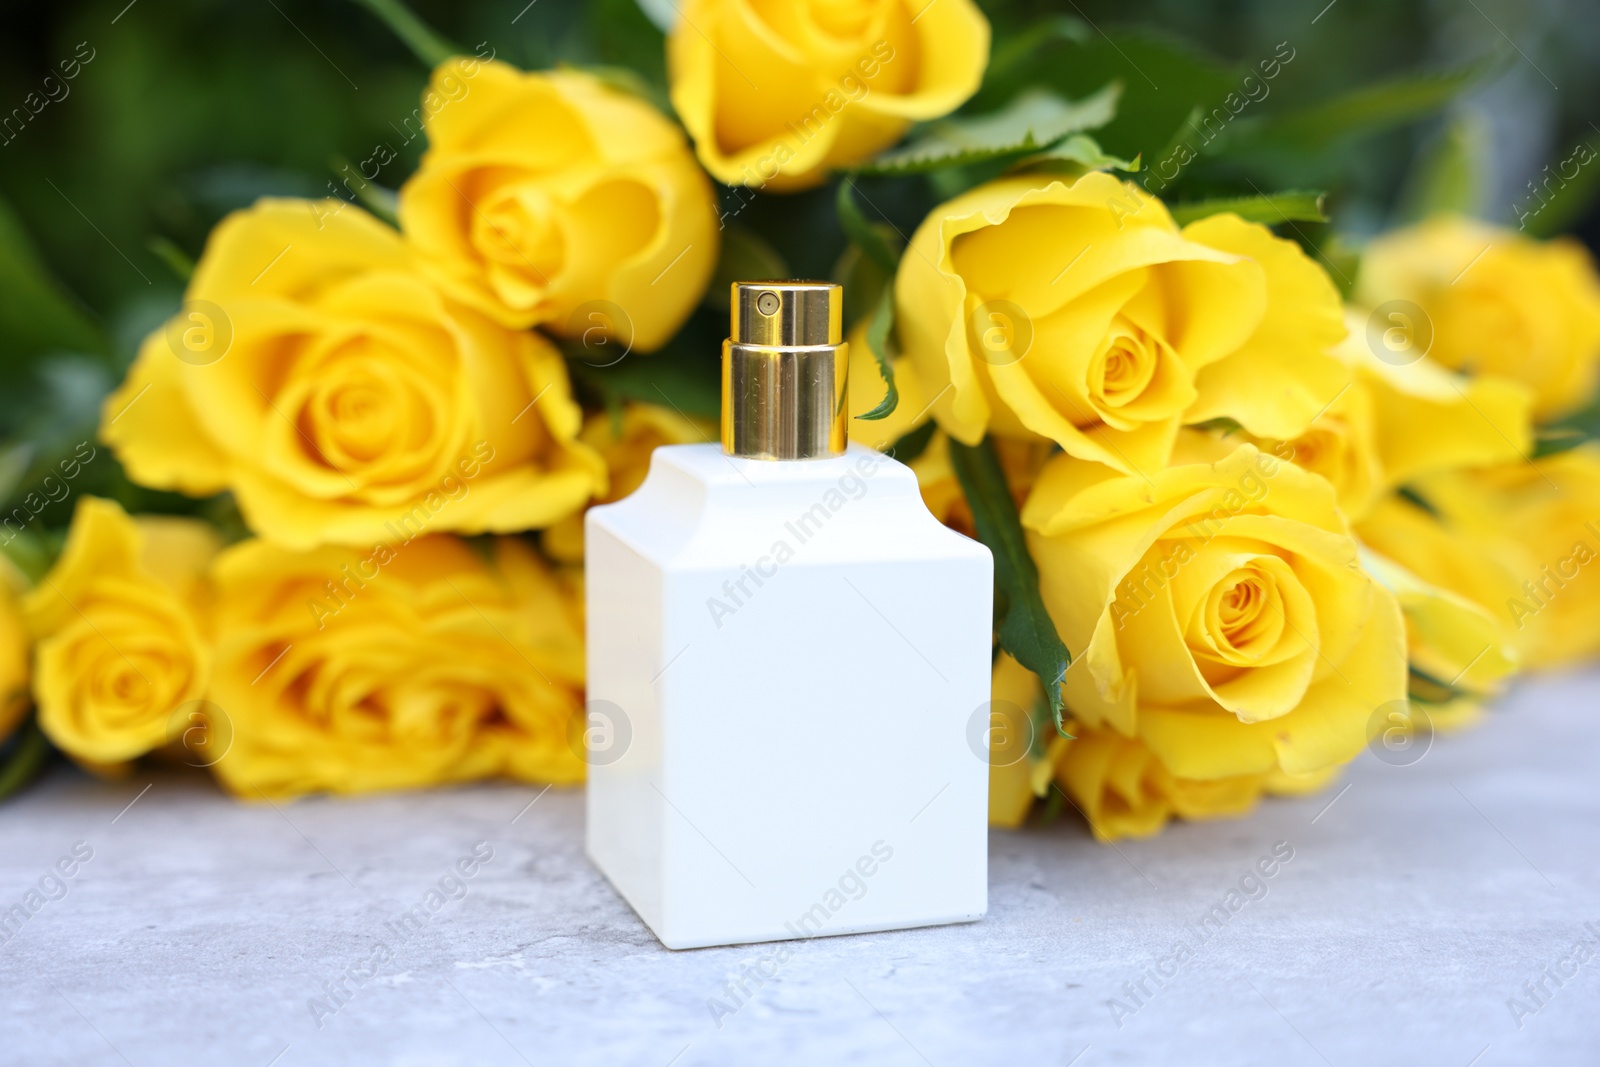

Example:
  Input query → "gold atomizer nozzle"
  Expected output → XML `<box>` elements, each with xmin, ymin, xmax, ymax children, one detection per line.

<box><xmin>722</xmin><ymin>280</ymin><xmax>848</xmax><ymax>460</ymax></box>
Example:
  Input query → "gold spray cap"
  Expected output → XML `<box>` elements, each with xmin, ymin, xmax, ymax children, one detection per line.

<box><xmin>722</xmin><ymin>281</ymin><xmax>848</xmax><ymax>460</ymax></box>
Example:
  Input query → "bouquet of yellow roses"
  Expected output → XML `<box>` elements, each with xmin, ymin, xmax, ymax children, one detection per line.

<box><xmin>3</xmin><ymin>0</ymin><xmax>1599</xmax><ymax>844</ymax></box>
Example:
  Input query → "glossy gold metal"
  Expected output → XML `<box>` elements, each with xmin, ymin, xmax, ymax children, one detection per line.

<box><xmin>722</xmin><ymin>281</ymin><xmax>848</xmax><ymax>460</ymax></box>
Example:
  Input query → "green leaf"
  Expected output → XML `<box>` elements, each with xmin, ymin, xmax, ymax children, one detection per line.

<box><xmin>705</xmin><ymin>227</ymin><xmax>790</xmax><ymax>312</ymax></box>
<box><xmin>0</xmin><ymin>194</ymin><xmax>105</xmax><ymax>361</ymax></box>
<box><xmin>1534</xmin><ymin>398</ymin><xmax>1600</xmax><ymax>457</ymax></box>
<box><xmin>1518</xmin><ymin>132</ymin><xmax>1600</xmax><ymax>239</ymax></box>
<box><xmin>836</xmin><ymin>180</ymin><xmax>904</xmax><ymax>414</ymax></box>
<box><xmin>1407</xmin><ymin>666</ymin><xmax>1472</xmax><ymax>706</ymax></box>
<box><xmin>979</xmin><ymin>29</ymin><xmax>1235</xmax><ymax>169</ymax></box>
<box><xmin>1033</xmin><ymin>782</ymin><xmax>1069</xmax><ymax>827</ymax></box>
<box><xmin>1308</xmin><ymin>230</ymin><xmax>1362</xmax><ymax>299</ymax></box>
<box><xmin>589</xmin><ymin>0</ymin><xmax>670</xmax><ymax>99</ymax></box>
<box><xmin>1531</xmin><ymin>428</ymin><xmax>1588</xmax><ymax>459</ymax></box>
<box><xmin>0</xmin><ymin>717</ymin><xmax>54</xmax><ymax>804</ymax></box>
<box><xmin>888</xmin><ymin>420</ymin><xmax>936</xmax><ymax>464</ymax></box>
<box><xmin>854</xmin><ymin>84</ymin><xmax>1121</xmax><ymax>177</ymax></box>
<box><xmin>1539</xmin><ymin>391</ymin><xmax>1600</xmax><ymax>447</ymax></box>
<box><xmin>348</xmin><ymin>0</ymin><xmax>460</xmax><ymax>68</ymax></box>
<box><xmin>0</xmin><ymin>525</ymin><xmax>62</xmax><ymax>585</ymax></box>
<box><xmin>197</xmin><ymin>492</ymin><xmax>253</xmax><ymax>548</ymax></box>
<box><xmin>979</xmin><ymin>16</ymin><xmax>1093</xmax><ymax>106</ymax></box>
<box><xmin>1013</xmin><ymin>133</ymin><xmax>1141</xmax><ymax>175</ymax></box>
<box><xmin>632</xmin><ymin>0</ymin><xmax>677</xmax><ymax>33</ymax></box>
<box><xmin>330</xmin><ymin>157</ymin><xmax>400</xmax><ymax>226</ymax></box>
<box><xmin>1189</xmin><ymin>416</ymin><xmax>1244</xmax><ymax>435</ymax></box>
<box><xmin>1232</xmin><ymin>60</ymin><xmax>1496</xmax><ymax>154</ymax></box>
<box><xmin>1027</xmin><ymin>694</ymin><xmax>1056</xmax><ymax>761</ymax></box>
<box><xmin>946</xmin><ymin>436</ymin><xmax>1071</xmax><ymax>733</ymax></box>
<box><xmin>147</xmin><ymin>236</ymin><xmax>195</xmax><ymax>283</ymax></box>
<box><xmin>856</xmin><ymin>286</ymin><xmax>900</xmax><ymax>421</ymax></box>
<box><xmin>835</xmin><ymin>181</ymin><xmax>900</xmax><ymax>272</ymax></box>
<box><xmin>0</xmin><ymin>442</ymin><xmax>33</xmax><ymax>504</ymax></box>
<box><xmin>1168</xmin><ymin>190</ymin><xmax>1327</xmax><ymax>227</ymax></box>
<box><xmin>831</xmin><ymin>239</ymin><xmax>892</xmax><ymax>332</ymax></box>
<box><xmin>569</xmin><ymin>354</ymin><xmax>721</xmax><ymax>420</ymax></box>
<box><xmin>565</xmin><ymin>308</ymin><xmax>723</xmax><ymax>420</ymax></box>
<box><xmin>1</xmin><ymin>357</ymin><xmax>114</xmax><ymax>518</ymax></box>
<box><xmin>1395</xmin><ymin>485</ymin><xmax>1439</xmax><ymax>517</ymax></box>
<box><xmin>1398</xmin><ymin>112</ymin><xmax>1490</xmax><ymax>222</ymax></box>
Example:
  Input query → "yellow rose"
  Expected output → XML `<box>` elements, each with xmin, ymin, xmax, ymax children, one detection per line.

<box><xmin>1023</xmin><ymin>436</ymin><xmax>1406</xmax><ymax>780</ymax></box>
<box><xmin>865</xmin><ymin>430</ymin><xmax>1052</xmax><ymax>541</ymax></box>
<box><xmin>102</xmin><ymin>199</ymin><xmax>605</xmax><ymax>550</ymax></box>
<box><xmin>1357</xmin><ymin>216</ymin><xmax>1600</xmax><ymax>420</ymax></box>
<box><xmin>1343</xmin><ymin>320</ymin><xmax>1533</xmax><ymax>487</ymax></box>
<box><xmin>1214</xmin><ymin>317</ymin><xmax>1531</xmax><ymax>720</ymax></box>
<box><xmin>847</xmin><ymin>327</ymin><xmax>965</xmax><ymax>525</ymax></box>
<box><xmin>1233</xmin><ymin>312</ymin><xmax>1534</xmax><ymax>522</ymax></box>
<box><xmin>1049</xmin><ymin>724</ymin><xmax>1341</xmax><ymax>841</ymax></box>
<box><xmin>667</xmin><ymin>0</ymin><xmax>989</xmax><ymax>190</ymax></box>
<box><xmin>1358</xmin><ymin>546</ymin><xmax>1518</xmax><ymax>731</ymax></box>
<box><xmin>1356</xmin><ymin>494</ymin><xmax>1518</xmax><ymax>663</ymax></box>
<box><xmin>846</xmin><ymin>319</ymin><xmax>938</xmax><ymax>452</ymax></box>
<box><xmin>207</xmin><ymin>534</ymin><xmax>586</xmax><ymax>798</ymax></box>
<box><xmin>846</xmin><ymin>327</ymin><xmax>1055</xmax><ymax>533</ymax></box>
<box><xmin>1053</xmin><ymin>724</ymin><xmax>1267</xmax><ymax>841</ymax></box>
<box><xmin>1361</xmin><ymin>447</ymin><xmax>1600</xmax><ymax>670</ymax></box>
<box><xmin>893</xmin><ymin>432</ymin><xmax>968</xmax><ymax>531</ymax></box>
<box><xmin>543</xmin><ymin>403</ymin><xmax>714</xmax><ymax>562</ymax></box>
<box><xmin>399</xmin><ymin>60</ymin><xmax>718</xmax><ymax>348</ymax></box>
<box><xmin>1246</xmin><ymin>381</ymin><xmax>1383</xmax><ymax>521</ymax></box>
<box><xmin>22</xmin><ymin>497</ymin><xmax>218</xmax><ymax>766</ymax></box>
<box><xmin>897</xmin><ymin>173</ymin><xmax>1348</xmax><ymax>476</ymax></box>
<box><xmin>987</xmin><ymin>650</ymin><xmax>1346</xmax><ymax>840</ymax></box>
<box><xmin>0</xmin><ymin>558</ymin><xmax>29</xmax><ymax>743</ymax></box>
<box><xmin>984</xmin><ymin>652</ymin><xmax>1047</xmax><ymax>830</ymax></box>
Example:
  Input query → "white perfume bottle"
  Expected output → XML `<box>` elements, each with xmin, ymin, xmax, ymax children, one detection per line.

<box><xmin>584</xmin><ymin>281</ymin><xmax>992</xmax><ymax>950</ymax></box>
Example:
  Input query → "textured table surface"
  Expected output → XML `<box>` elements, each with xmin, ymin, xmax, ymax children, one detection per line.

<box><xmin>2</xmin><ymin>667</ymin><xmax>1597</xmax><ymax>1067</ymax></box>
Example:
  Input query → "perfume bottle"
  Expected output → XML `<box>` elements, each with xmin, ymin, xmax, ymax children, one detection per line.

<box><xmin>584</xmin><ymin>281</ymin><xmax>993</xmax><ymax>950</ymax></box>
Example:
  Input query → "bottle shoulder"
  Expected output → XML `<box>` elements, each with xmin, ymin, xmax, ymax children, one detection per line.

<box><xmin>586</xmin><ymin>443</ymin><xmax>990</xmax><ymax>571</ymax></box>
<box><xmin>649</xmin><ymin>442</ymin><xmax>909</xmax><ymax>489</ymax></box>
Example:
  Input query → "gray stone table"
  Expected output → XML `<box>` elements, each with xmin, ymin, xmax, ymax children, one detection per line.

<box><xmin>2</xmin><ymin>667</ymin><xmax>1597</xmax><ymax>1066</ymax></box>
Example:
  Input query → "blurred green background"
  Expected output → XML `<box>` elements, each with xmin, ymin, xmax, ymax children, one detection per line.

<box><xmin>2</xmin><ymin>0</ymin><xmax>1597</xmax><ymax>555</ymax></box>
